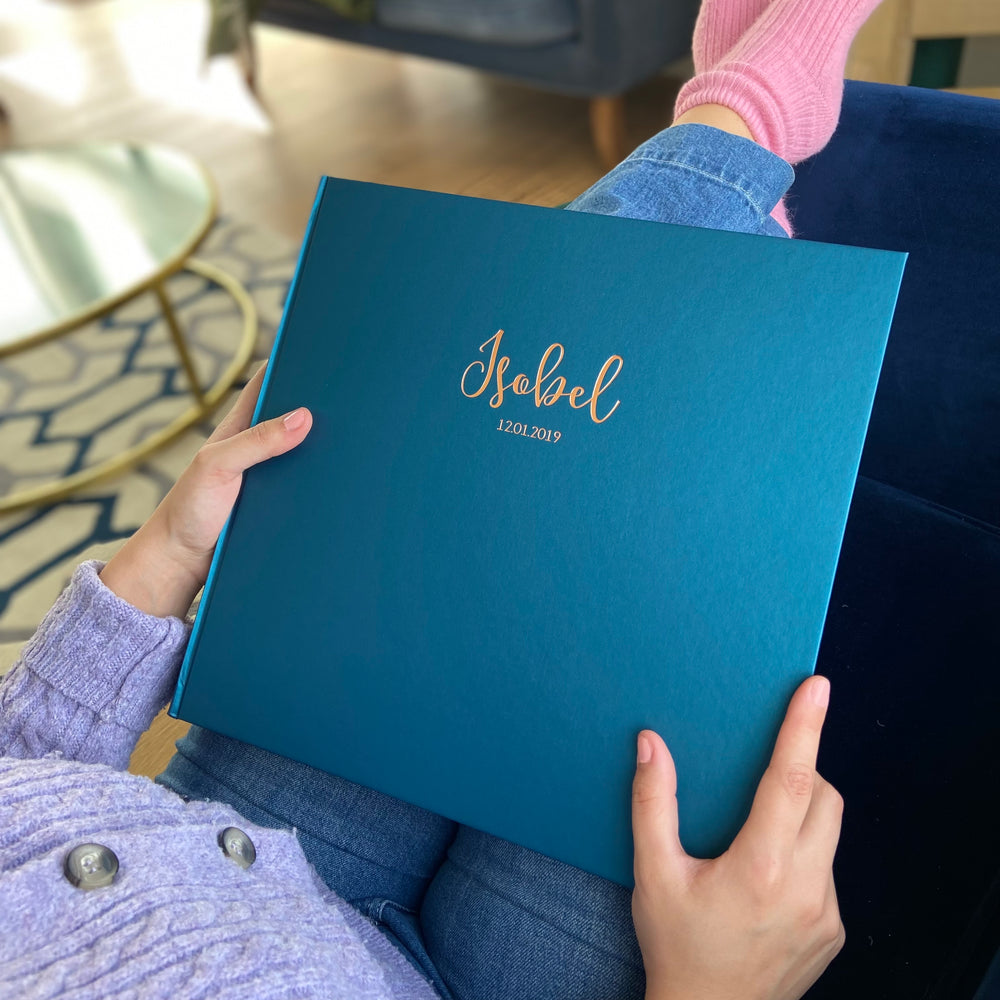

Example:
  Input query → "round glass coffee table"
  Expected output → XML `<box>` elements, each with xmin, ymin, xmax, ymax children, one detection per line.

<box><xmin>0</xmin><ymin>142</ymin><xmax>256</xmax><ymax>513</ymax></box>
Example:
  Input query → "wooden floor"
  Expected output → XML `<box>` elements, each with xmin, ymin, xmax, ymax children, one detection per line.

<box><xmin>1</xmin><ymin>0</ymin><xmax>684</xmax><ymax>777</ymax></box>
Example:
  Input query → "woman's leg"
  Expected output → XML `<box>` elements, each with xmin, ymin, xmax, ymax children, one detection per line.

<box><xmin>421</xmin><ymin>829</ymin><xmax>644</xmax><ymax>1000</ymax></box>
<box><xmin>419</xmin><ymin>0</ymin><xmax>883</xmax><ymax>996</ymax></box>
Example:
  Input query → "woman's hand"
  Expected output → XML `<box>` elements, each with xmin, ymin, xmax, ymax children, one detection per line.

<box><xmin>632</xmin><ymin>675</ymin><xmax>844</xmax><ymax>1000</ymax></box>
<box><xmin>99</xmin><ymin>363</ymin><xmax>312</xmax><ymax>618</ymax></box>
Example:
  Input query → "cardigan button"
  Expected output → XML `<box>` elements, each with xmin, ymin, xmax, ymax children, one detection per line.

<box><xmin>64</xmin><ymin>843</ymin><xmax>119</xmax><ymax>890</ymax></box>
<box><xmin>219</xmin><ymin>827</ymin><xmax>256</xmax><ymax>869</ymax></box>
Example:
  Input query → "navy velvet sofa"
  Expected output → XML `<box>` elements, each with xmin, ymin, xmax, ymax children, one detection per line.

<box><xmin>788</xmin><ymin>81</ymin><xmax>1000</xmax><ymax>999</ymax></box>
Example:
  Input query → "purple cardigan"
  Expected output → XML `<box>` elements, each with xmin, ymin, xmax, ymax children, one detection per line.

<box><xmin>0</xmin><ymin>561</ymin><xmax>438</xmax><ymax>1000</ymax></box>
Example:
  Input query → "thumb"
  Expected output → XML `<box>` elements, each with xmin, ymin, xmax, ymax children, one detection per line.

<box><xmin>632</xmin><ymin>730</ymin><xmax>687</xmax><ymax>886</ymax></box>
<box><xmin>201</xmin><ymin>407</ymin><xmax>313</xmax><ymax>480</ymax></box>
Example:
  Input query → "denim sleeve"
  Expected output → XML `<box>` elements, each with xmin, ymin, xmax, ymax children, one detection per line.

<box><xmin>567</xmin><ymin>123</ymin><xmax>793</xmax><ymax>238</ymax></box>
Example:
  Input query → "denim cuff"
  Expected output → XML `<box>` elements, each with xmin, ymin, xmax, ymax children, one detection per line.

<box><xmin>567</xmin><ymin>123</ymin><xmax>794</xmax><ymax>238</ymax></box>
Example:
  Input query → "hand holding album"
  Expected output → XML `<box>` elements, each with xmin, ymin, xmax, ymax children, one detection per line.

<box><xmin>99</xmin><ymin>364</ymin><xmax>312</xmax><ymax>619</ymax></box>
<box><xmin>633</xmin><ymin>676</ymin><xmax>844</xmax><ymax>1000</ymax></box>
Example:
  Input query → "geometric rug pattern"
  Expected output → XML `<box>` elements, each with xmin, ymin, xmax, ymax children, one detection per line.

<box><xmin>0</xmin><ymin>218</ymin><xmax>295</xmax><ymax>671</ymax></box>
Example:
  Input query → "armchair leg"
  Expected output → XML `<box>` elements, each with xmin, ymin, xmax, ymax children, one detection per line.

<box><xmin>238</xmin><ymin>31</ymin><xmax>258</xmax><ymax>95</ymax></box>
<box><xmin>589</xmin><ymin>95</ymin><xmax>627</xmax><ymax>171</ymax></box>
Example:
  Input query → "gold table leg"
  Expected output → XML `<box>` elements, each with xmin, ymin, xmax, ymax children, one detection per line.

<box><xmin>0</xmin><ymin>258</ymin><xmax>257</xmax><ymax>514</ymax></box>
<box><xmin>155</xmin><ymin>279</ymin><xmax>207</xmax><ymax>406</ymax></box>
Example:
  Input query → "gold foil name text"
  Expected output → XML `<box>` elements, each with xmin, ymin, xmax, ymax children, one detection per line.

<box><xmin>460</xmin><ymin>329</ymin><xmax>622</xmax><ymax>424</ymax></box>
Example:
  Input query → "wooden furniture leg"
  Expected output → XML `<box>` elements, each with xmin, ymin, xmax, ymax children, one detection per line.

<box><xmin>240</xmin><ymin>28</ymin><xmax>258</xmax><ymax>94</ymax></box>
<box><xmin>589</xmin><ymin>95</ymin><xmax>627</xmax><ymax>170</ymax></box>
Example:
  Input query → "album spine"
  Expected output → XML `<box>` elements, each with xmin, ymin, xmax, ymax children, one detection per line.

<box><xmin>169</xmin><ymin>177</ymin><xmax>331</xmax><ymax>717</ymax></box>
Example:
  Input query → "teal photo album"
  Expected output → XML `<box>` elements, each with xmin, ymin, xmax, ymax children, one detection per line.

<box><xmin>170</xmin><ymin>177</ymin><xmax>906</xmax><ymax>886</ymax></box>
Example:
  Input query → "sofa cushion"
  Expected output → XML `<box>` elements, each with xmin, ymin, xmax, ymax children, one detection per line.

<box><xmin>815</xmin><ymin>474</ymin><xmax>1000</xmax><ymax>999</ymax></box>
<box><xmin>375</xmin><ymin>0</ymin><xmax>578</xmax><ymax>47</ymax></box>
<box><xmin>789</xmin><ymin>82</ymin><xmax>1000</xmax><ymax>529</ymax></box>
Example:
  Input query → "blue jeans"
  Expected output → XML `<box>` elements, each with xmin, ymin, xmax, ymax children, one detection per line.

<box><xmin>156</xmin><ymin>124</ymin><xmax>792</xmax><ymax>1000</ymax></box>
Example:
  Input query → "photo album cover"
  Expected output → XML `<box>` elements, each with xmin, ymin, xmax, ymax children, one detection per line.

<box><xmin>171</xmin><ymin>177</ymin><xmax>906</xmax><ymax>886</ymax></box>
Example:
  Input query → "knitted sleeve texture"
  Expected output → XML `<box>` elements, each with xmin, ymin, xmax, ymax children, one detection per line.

<box><xmin>0</xmin><ymin>560</ymin><xmax>191</xmax><ymax>768</ymax></box>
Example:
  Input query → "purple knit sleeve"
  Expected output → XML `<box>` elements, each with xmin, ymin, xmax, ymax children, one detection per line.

<box><xmin>0</xmin><ymin>560</ymin><xmax>191</xmax><ymax>769</ymax></box>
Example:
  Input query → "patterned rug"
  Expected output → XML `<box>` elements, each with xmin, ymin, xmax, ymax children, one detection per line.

<box><xmin>0</xmin><ymin>218</ymin><xmax>296</xmax><ymax>673</ymax></box>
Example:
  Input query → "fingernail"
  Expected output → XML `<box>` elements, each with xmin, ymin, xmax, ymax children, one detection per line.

<box><xmin>810</xmin><ymin>676</ymin><xmax>831</xmax><ymax>708</ymax></box>
<box><xmin>283</xmin><ymin>408</ymin><xmax>306</xmax><ymax>430</ymax></box>
<box><xmin>637</xmin><ymin>733</ymin><xmax>653</xmax><ymax>765</ymax></box>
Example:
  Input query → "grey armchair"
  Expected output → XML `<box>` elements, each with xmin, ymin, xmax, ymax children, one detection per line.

<box><xmin>256</xmin><ymin>0</ymin><xmax>701</xmax><ymax>166</ymax></box>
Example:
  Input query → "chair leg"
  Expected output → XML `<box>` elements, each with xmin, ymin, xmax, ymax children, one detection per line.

<box><xmin>238</xmin><ymin>30</ymin><xmax>258</xmax><ymax>94</ymax></box>
<box><xmin>589</xmin><ymin>95</ymin><xmax>627</xmax><ymax>171</ymax></box>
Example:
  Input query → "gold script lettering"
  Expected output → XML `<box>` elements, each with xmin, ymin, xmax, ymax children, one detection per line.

<box><xmin>460</xmin><ymin>330</ymin><xmax>505</xmax><ymax>399</ymax></box>
<box><xmin>460</xmin><ymin>329</ymin><xmax>622</xmax><ymax>423</ymax></box>
<box><xmin>535</xmin><ymin>343</ymin><xmax>565</xmax><ymax>406</ymax></box>
<box><xmin>541</xmin><ymin>377</ymin><xmax>567</xmax><ymax>406</ymax></box>
<box><xmin>589</xmin><ymin>355</ymin><xmax>623</xmax><ymax>423</ymax></box>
